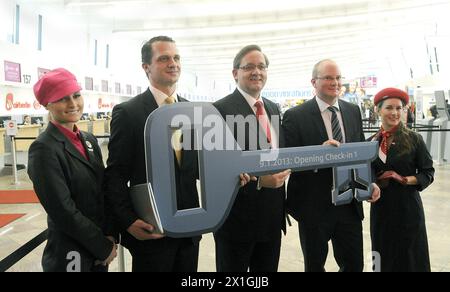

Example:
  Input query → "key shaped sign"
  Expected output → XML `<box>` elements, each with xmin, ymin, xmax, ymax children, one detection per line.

<box><xmin>135</xmin><ymin>103</ymin><xmax>378</xmax><ymax>238</ymax></box>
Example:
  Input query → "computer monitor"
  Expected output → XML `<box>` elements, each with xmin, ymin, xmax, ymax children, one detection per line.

<box><xmin>0</xmin><ymin>116</ymin><xmax>12</xmax><ymax>128</ymax></box>
<box><xmin>31</xmin><ymin>116</ymin><xmax>44</xmax><ymax>125</ymax></box>
<box><xmin>80</xmin><ymin>113</ymin><xmax>89</xmax><ymax>120</ymax></box>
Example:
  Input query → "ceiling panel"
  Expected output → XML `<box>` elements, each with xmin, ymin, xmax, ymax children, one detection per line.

<box><xmin>17</xmin><ymin>0</ymin><xmax>450</xmax><ymax>87</ymax></box>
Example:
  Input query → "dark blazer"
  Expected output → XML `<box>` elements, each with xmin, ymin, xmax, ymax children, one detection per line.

<box><xmin>369</xmin><ymin>131</ymin><xmax>434</xmax><ymax>272</ymax></box>
<box><xmin>213</xmin><ymin>89</ymin><xmax>286</xmax><ymax>242</ymax></box>
<box><xmin>104</xmin><ymin>89</ymin><xmax>200</xmax><ymax>252</ymax></box>
<box><xmin>28</xmin><ymin>122</ymin><xmax>113</xmax><ymax>272</ymax></box>
<box><xmin>282</xmin><ymin>97</ymin><xmax>366</xmax><ymax>224</ymax></box>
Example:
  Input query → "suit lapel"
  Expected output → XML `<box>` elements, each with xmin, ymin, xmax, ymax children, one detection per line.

<box><xmin>140</xmin><ymin>88</ymin><xmax>159</xmax><ymax>115</ymax></box>
<box><xmin>230</xmin><ymin>89</ymin><xmax>257</xmax><ymax>118</ymax></box>
<box><xmin>309</xmin><ymin>98</ymin><xmax>329</xmax><ymax>142</ymax></box>
<box><xmin>78</xmin><ymin>132</ymin><xmax>98</xmax><ymax>164</ymax></box>
<box><xmin>339</xmin><ymin>100</ymin><xmax>352</xmax><ymax>142</ymax></box>
<box><xmin>47</xmin><ymin>123</ymin><xmax>95</xmax><ymax>172</ymax></box>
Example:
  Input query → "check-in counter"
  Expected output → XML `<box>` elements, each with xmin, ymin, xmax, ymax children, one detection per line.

<box><xmin>77</xmin><ymin>120</ymin><xmax>90</xmax><ymax>132</ymax></box>
<box><xmin>92</xmin><ymin>119</ymin><xmax>106</xmax><ymax>135</ymax></box>
<box><xmin>0</xmin><ymin>128</ymin><xmax>5</xmax><ymax>155</ymax></box>
<box><xmin>15</xmin><ymin>125</ymin><xmax>42</xmax><ymax>152</ymax></box>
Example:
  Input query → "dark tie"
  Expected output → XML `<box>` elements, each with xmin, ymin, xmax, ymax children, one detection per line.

<box><xmin>328</xmin><ymin>106</ymin><xmax>343</xmax><ymax>143</ymax></box>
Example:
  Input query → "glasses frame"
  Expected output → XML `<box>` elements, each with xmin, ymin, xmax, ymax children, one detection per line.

<box><xmin>238</xmin><ymin>64</ymin><xmax>268</xmax><ymax>72</ymax></box>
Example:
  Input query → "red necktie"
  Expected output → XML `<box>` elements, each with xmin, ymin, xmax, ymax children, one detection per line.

<box><xmin>255</xmin><ymin>101</ymin><xmax>272</xmax><ymax>143</ymax></box>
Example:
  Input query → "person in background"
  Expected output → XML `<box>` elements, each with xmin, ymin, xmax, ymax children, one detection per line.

<box><xmin>28</xmin><ymin>68</ymin><xmax>117</xmax><ymax>272</ymax></box>
<box><xmin>430</xmin><ymin>105</ymin><xmax>438</xmax><ymax>119</ymax></box>
<box><xmin>283</xmin><ymin>59</ymin><xmax>381</xmax><ymax>272</ymax></box>
<box><xmin>22</xmin><ymin>115</ymin><xmax>32</xmax><ymax>125</ymax></box>
<box><xmin>370</xmin><ymin>88</ymin><xmax>434</xmax><ymax>272</ymax></box>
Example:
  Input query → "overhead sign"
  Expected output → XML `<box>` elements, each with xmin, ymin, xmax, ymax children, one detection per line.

<box><xmin>4</xmin><ymin>61</ymin><xmax>21</xmax><ymax>83</ymax></box>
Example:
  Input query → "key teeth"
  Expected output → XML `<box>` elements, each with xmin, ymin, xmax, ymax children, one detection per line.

<box><xmin>333</xmin><ymin>189</ymin><xmax>354</xmax><ymax>206</ymax></box>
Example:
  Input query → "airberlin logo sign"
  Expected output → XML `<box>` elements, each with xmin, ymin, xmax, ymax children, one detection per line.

<box><xmin>98</xmin><ymin>98</ymin><xmax>115</xmax><ymax>109</ymax></box>
<box><xmin>4</xmin><ymin>93</ymin><xmax>41</xmax><ymax>111</ymax></box>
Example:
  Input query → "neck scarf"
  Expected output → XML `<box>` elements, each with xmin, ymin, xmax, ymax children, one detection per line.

<box><xmin>378</xmin><ymin>125</ymin><xmax>398</xmax><ymax>163</ymax></box>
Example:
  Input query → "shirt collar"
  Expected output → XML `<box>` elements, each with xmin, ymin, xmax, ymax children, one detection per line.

<box><xmin>51</xmin><ymin>121</ymin><xmax>80</xmax><ymax>140</ymax></box>
<box><xmin>237</xmin><ymin>86</ymin><xmax>264</xmax><ymax>111</ymax></box>
<box><xmin>316</xmin><ymin>96</ymin><xmax>340</xmax><ymax>113</ymax></box>
<box><xmin>149</xmin><ymin>84</ymin><xmax>178</xmax><ymax>107</ymax></box>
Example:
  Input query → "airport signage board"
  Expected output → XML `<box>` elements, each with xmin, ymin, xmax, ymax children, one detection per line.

<box><xmin>4</xmin><ymin>61</ymin><xmax>21</xmax><ymax>83</ymax></box>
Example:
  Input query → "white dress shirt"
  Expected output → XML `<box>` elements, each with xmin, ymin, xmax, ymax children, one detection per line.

<box><xmin>237</xmin><ymin>87</ymin><xmax>279</xmax><ymax>149</ymax></box>
<box><xmin>149</xmin><ymin>85</ymin><xmax>178</xmax><ymax>107</ymax></box>
<box><xmin>315</xmin><ymin>96</ymin><xmax>346</xmax><ymax>143</ymax></box>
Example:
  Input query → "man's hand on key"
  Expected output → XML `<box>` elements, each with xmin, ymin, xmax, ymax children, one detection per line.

<box><xmin>323</xmin><ymin>139</ymin><xmax>342</xmax><ymax>147</ymax></box>
<box><xmin>239</xmin><ymin>173</ymin><xmax>258</xmax><ymax>187</ymax></box>
<box><xmin>260</xmin><ymin>169</ymin><xmax>292</xmax><ymax>189</ymax></box>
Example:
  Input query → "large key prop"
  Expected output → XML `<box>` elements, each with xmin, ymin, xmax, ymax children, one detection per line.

<box><xmin>132</xmin><ymin>103</ymin><xmax>378</xmax><ymax>238</ymax></box>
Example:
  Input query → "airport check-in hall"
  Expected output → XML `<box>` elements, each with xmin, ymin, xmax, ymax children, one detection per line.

<box><xmin>1</xmin><ymin>0</ymin><xmax>450</xmax><ymax>273</ymax></box>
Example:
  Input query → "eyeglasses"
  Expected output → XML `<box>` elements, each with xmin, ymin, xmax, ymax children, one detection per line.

<box><xmin>315</xmin><ymin>76</ymin><xmax>343</xmax><ymax>82</ymax></box>
<box><xmin>239</xmin><ymin>64</ymin><xmax>268</xmax><ymax>72</ymax></box>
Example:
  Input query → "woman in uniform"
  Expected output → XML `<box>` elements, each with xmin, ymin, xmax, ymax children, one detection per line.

<box><xmin>371</xmin><ymin>88</ymin><xmax>435</xmax><ymax>272</ymax></box>
<box><xmin>28</xmin><ymin>68</ymin><xmax>117</xmax><ymax>272</ymax></box>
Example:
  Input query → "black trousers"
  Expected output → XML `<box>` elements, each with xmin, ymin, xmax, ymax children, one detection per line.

<box><xmin>130</xmin><ymin>237</ymin><xmax>199</xmax><ymax>272</ymax></box>
<box><xmin>214</xmin><ymin>234</ymin><xmax>281</xmax><ymax>272</ymax></box>
<box><xmin>298</xmin><ymin>204</ymin><xmax>363</xmax><ymax>272</ymax></box>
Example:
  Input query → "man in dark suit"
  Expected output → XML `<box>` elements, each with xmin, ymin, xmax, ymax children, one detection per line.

<box><xmin>282</xmin><ymin>59</ymin><xmax>380</xmax><ymax>272</ymax></box>
<box><xmin>213</xmin><ymin>45</ymin><xmax>291</xmax><ymax>272</ymax></box>
<box><xmin>103</xmin><ymin>36</ymin><xmax>201</xmax><ymax>272</ymax></box>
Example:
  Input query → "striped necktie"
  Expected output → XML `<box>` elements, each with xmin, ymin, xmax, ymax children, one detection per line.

<box><xmin>328</xmin><ymin>106</ymin><xmax>343</xmax><ymax>143</ymax></box>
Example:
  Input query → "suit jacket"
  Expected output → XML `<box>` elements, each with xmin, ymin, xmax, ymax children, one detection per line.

<box><xmin>213</xmin><ymin>89</ymin><xmax>286</xmax><ymax>242</ymax></box>
<box><xmin>104</xmin><ymin>89</ymin><xmax>200</xmax><ymax>252</ymax></box>
<box><xmin>282</xmin><ymin>97</ymin><xmax>366</xmax><ymax>224</ymax></box>
<box><xmin>28</xmin><ymin>122</ymin><xmax>113</xmax><ymax>272</ymax></box>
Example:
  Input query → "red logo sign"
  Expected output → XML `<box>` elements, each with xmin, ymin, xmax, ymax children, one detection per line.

<box><xmin>5</xmin><ymin>93</ymin><xmax>32</xmax><ymax>111</ymax></box>
<box><xmin>98</xmin><ymin>98</ymin><xmax>115</xmax><ymax>109</ymax></box>
<box><xmin>33</xmin><ymin>100</ymin><xmax>42</xmax><ymax>110</ymax></box>
<box><xmin>6</xmin><ymin>93</ymin><xmax>13</xmax><ymax>111</ymax></box>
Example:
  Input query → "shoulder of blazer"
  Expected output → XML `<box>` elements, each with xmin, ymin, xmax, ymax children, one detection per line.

<box><xmin>178</xmin><ymin>96</ymin><xmax>190</xmax><ymax>103</ymax></box>
<box><xmin>339</xmin><ymin>99</ymin><xmax>360</xmax><ymax>113</ymax></box>
<box><xmin>213</xmin><ymin>90</ymin><xmax>240</xmax><ymax>109</ymax></box>
<box><xmin>117</xmin><ymin>89</ymin><xmax>155</xmax><ymax>112</ymax></box>
<box><xmin>262</xmin><ymin>97</ymin><xmax>280</xmax><ymax>115</ymax></box>
<box><xmin>284</xmin><ymin>98</ymin><xmax>318</xmax><ymax>118</ymax></box>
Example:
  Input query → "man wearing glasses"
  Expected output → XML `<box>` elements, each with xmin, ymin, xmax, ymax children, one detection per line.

<box><xmin>282</xmin><ymin>59</ymin><xmax>380</xmax><ymax>272</ymax></box>
<box><xmin>212</xmin><ymin>45</ymin><xmax>291</xmax><ymax>272</ymax></box>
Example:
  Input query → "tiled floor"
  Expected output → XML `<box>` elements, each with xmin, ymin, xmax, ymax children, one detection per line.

<box><xmin>1</xmin><ymin>156</ymin><xmax>449</xmax><ymax>272</ymax></box>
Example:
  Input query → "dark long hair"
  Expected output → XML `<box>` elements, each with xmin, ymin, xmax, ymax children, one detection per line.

<box><xmin>377</xmin><ymin>100</ymin><xmax>415</xmax><ymax>156</ymax></box>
